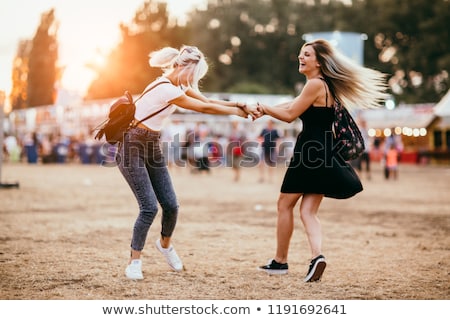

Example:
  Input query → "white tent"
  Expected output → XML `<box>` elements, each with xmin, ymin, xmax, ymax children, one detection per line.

<box><xmin>434</xmin><ymin>89</ymin><xmax>450</xmax><ymax>117</ymax></box>
<box><xmin>361</xmin><ymin>104</ymin><xmax>435</xmax><ymax>130</ymax></box>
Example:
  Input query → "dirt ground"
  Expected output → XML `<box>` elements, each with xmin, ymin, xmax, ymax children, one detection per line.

<box><xmin>0</xmin><ymin>160</ymin><xmax>449</xmax><ymax>300</ymax></box>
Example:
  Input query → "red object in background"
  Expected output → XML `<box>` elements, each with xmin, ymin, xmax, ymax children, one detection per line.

<box><xmin>399</xmin><ymin>151</ymin><xmax>418</xmax><ymax>163</ymax></box>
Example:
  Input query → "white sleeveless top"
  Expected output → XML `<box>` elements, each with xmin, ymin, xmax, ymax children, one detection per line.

<box><xmin>134</xmin><ymin>77</ymin><xmax>186</xmax><ymax>131</ymax></box>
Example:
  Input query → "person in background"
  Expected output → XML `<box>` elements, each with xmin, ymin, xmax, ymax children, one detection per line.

<box><xmin>228</xmin><ymin>121</ymin><xmax>246</xmax><ymax>182</ymax></box>
<box><xmin>117</xmin><ymin>45</ymin><xmax>250</xmax><ymax>280</ymax></box>
<box><xmin>192</xmin><ymin>123</ymin><xmax>211</xmax><ymax>174</ymax></box>
<box><xmin>258</xmin><ymin>119</ymin><xmax>280</xmax><ymax>183</ymax></box>
<box><xmin>383</xmin><ymin>131</ymin><xmax>403</xmax><ymax>179</ymax></box>
<box><xmin>385</xmin><ymin>143</ymin><xmax>399</xmax><ymax>180</ymax></box>
<box><xmin>3</xmin><ymin>133</ymin><xmax>21</xmax><ymax>163</ymax></box>
<box><xmin>354</xmin><ymin>119</ymin><xmax>372</xmax><ymax>180</ymax></box>
<box><xmin>255</xmin><ymin>39</ymin><xmax>388</xmax><ymax>282</ymax></box>
<box><xmin>23</xmin><ymin>131</ymin><xmax>39</xmax><ymax>164</ymax></box>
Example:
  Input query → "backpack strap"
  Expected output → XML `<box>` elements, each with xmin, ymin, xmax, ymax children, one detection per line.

<box><xmin>132</xmin><ymin>79</ymin><xmax>172</xmax><ymax>127</ymax></box>
<box><xmin>318</xmin><ymin>77</ymin><xmax>329</xmax><ymax>107</ymax></box>
<box><xmin>134</xmin><ymin>79</ymin><xmax>170</xmax><ymax>104</ymax></box>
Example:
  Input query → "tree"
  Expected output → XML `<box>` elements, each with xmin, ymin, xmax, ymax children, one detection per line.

<box><xmin>10</xmin><ymin>40</ymin><xmax>32</xmax><ymax>110</ymax></box>
<box><xmin>10</xmin><ymin>9</ymin><xmax>59</xmax><ymax>109</ymax></box>
<box><xmin>85</xmin><ymin>0</ymin><xmax>185</xmax><ymax>100</ymax></box>
<box><xmin>27</xmin><ymin>9</ymin><xmax>59</xmax><ymax>107</ymax></box>
<box><xmin>187</xmin><ymin>0</ymin><xmax>300</xmax><ymax>94</ymax></box>
<box><xmin>356</xmin><ymin>0</ymin><xmax>449</xmax><ymax>103</ymax></box>
<box><xmin>84</xmin><ymin>0</ymin><xmax>449</xmax><ymax>103</ymax></box>
<box><xmin>189</xmin><ymin>0</ymin><xmax>449</xmax><ymax>102</ymax></box>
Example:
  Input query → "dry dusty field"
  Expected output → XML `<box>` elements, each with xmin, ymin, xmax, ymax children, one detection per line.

<box><xmin>0</xmin><ymin>161</ymin><xmax>449</xmax><ymax>300</ymax></box>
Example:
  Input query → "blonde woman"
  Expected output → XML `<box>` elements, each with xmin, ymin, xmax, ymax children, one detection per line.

<box><xmin>119</xmin><ymin>45</ymin><xmax>249</xmax><ymax>280</ymax></box>
<box><xmin>256</xmin><ymin>39</ymin><xmax>388</xmax><ymax>282</ymax></box>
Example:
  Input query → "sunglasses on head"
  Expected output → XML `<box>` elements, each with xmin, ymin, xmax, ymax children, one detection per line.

<box><xmin>180</xmin><ymin>46</ymin><xmax>198</xmax><ymax>54</ymax></box>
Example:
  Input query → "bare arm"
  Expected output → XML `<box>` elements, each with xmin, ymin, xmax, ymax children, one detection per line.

<box><xmin>258</xmin><ymin>79</ymin><xmax>322</xmax><ymax>123</ymax></box>
<box><xmin>273</xmin><ymin>101</ymin><xmax>292</xmax><ymax>109</ymax></box>
<box><xmin>185</xmin><ymin>88</ymin><xmax>245</xmax><ymax>108</ymax></box>
<box><xmin>185</xmin><ymin>87</ymin><xmax>255</xmax><ymax>118</ymax></box>
<box><xmin>169</xmin><ymin>93</ymin><xmax>247</xmax><ymax>118</ymax></box>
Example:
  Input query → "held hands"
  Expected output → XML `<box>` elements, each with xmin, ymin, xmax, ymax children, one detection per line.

<box><xmin>236</xmin><ymin>102</ymin><xmax>264</xmax><ymax>120</ymax></box>
<box><xmin>235</xmin><ymin>104</ymin><xmax>248</xmax><ymax>119</ymax></box>
<box><xmin>246</xmin><ymin>104</ymin><xmax>263</xmax><ymax>120</ymax></box>
<box><xmin>256</xmin><ymin>102</ymin><xmax>267</xmax><ymax>118</ymax></box>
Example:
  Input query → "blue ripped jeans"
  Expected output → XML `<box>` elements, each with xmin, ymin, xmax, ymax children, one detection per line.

<box><xmin>116</xmin><ymin>127</ymin><xmax>179</xmax><ymax>251</ymax></box>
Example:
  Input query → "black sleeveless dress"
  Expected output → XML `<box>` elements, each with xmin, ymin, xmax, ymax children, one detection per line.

<box><xmin>280</xmin><ymin>105</ymin><xmax>363</xmax><ymax>199</ymax></box>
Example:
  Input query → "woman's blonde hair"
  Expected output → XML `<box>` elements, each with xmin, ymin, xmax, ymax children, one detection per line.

<box><xmin>304</xmin><ymin>39</ymin><xmax>389</xmax><ymax>109</ymax></box>
<box><xmin>148</xmin><ymin>45</ymin><xmax>208</xmax><ymax>91</ymax></box>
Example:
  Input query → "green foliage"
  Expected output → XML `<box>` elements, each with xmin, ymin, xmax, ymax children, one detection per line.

<box><xmin>16</xmin><ymin>0</ymin><xmax>449</xmax><ymax>108</ymax></box>
<box><xmin>358</xmin><ymin>0</ymin><xmax>449</xmax><ymax>103</ymax></box>
<box><xmin>17</xmin><ymin>9</ymin><xmax>59</xmax><ymax>108</ymax></box>
<box><xmin>84</xmin><ymin>0</ymin><xmax>450</xmax><ymax>103</ymax></box>
<box><xmin>226</xmin><ymin>81</ymin><xmax>275</xmax><ymax>94</ymax></box>
<box><xmin>85</xmin><ymin>0</ymin><xmax>185</xmax><ymax>100</ymax></box>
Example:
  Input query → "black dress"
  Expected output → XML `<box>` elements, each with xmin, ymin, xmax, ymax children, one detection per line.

<box><xmin>280</xmin><ymin>105</ymin><xmax>363</xmax><ymax>199</ymax></box>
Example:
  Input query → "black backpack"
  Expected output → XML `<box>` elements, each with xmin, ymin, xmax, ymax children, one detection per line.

<box><xmin>320</xmin><ymin>77</ymin><xmax>365</xmax><ymax>161</ymax></box>
<box><xmin>93</xmin><ymin>80</ymin><xmax>170</xmax><ymax>145</ymax></box>
<box><xmin>332</xmin><ymin>100</ymin><xmax>365</xmax><ymax>161</ymax></box>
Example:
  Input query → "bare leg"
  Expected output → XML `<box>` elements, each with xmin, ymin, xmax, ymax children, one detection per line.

<box><xmin>129</xmin><ymin>249</ymin><xmax>141</xmax><ymax>264</ymax></box>
<box><xmin>159</xmin><ymin>235</ymin><xmax>172</xmax><ymax>249</ymax></box>
<box><xmin>273</xmin><ymin>192</ymin><xmax>302</xmax><ymax>264</ymax></box>
<box><xmin>128</xmin><ymin>235</ymin><xmax>173</xmax><ymax>264</ymax></box>
<box><xmin>299</xmin><ymin>194</ymin><xmax>324</xmax><ymax>258</ymax></box>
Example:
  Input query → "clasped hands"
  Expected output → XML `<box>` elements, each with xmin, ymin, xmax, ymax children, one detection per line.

<box><xmin>236</xmin><ymin>102</ymin><xmax>266</xmax><ymax>121</ymax></box>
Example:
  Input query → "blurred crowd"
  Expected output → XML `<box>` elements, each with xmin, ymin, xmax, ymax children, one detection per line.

<box><xmin>2</xmin><ymin>120</ymin><xmax>294</xmax><ymax>169</ymax></box>
<box><xmin>2</xmin><ymin>131</ymin><xmax>106</xmax><ymax>165</ymax></box>
<box><xmin>2</xmin><ymin>119</ymin><xmax>404</xmax><ymax>181</ymax></box>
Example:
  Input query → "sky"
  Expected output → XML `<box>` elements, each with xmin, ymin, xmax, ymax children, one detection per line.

<box><xmin>0</xmin><ymin>0</ymin><xmax>206</xmax><ymax>106</ymax></box>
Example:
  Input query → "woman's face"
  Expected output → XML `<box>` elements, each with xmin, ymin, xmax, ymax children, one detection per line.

<box><xmin>298</xmin><ymin>45</ymin><xmax>319</xmax><ymax>75</ymax></box>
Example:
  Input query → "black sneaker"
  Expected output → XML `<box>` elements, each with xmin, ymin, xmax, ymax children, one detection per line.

<box><xmin>304</xmin><ymin>255</ymin><xmax>326</xmax><ymax>282</ymax></box>
<box><xmin>258</xmin><ymin>259</ymin><xmax>288</xmax><ymax>275</ymax></box>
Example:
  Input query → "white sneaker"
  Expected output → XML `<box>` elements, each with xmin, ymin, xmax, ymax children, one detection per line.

<box><xmin>155</xmin><ymin>239</ymin><xmax>183</xmax><ymax>272</ymax></box>
<box><xmin>125</xmin><ymin>259</ymin><xmax>144</xmax><ymax>280</ymax></box>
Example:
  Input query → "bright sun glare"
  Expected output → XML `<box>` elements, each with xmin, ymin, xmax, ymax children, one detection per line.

<box><xmin>166</xmin><ymin>0</ymin><xmax>206</xmax><ymax>24</ymax></box>
<box><xmin>59</xmin><ymin>0</ymin><xmax>206</xmax><ymax>97</ymax></box>
<box><xmin>0</xmin><ymin>0</ymin><xmax>211</xmax><ymax>110</ymax></box>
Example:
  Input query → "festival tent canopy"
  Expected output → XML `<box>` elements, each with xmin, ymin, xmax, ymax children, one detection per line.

<box><xmin>433</xmin><ymin>89</ymin><xmax>450</xmax><ymax>117</ymax></box>
<box><xmin>361</xmin><ymin>104</ymin><xmax>435</xmax><ymax>130</ymax></box>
